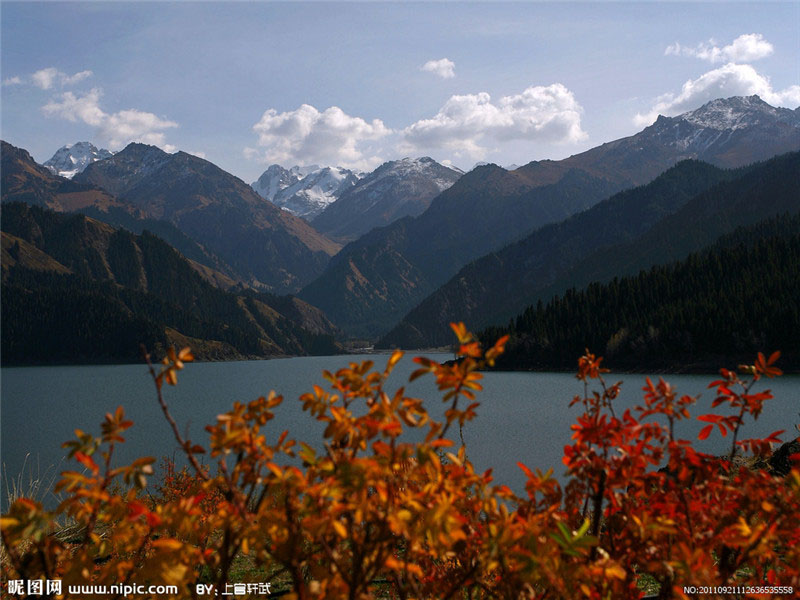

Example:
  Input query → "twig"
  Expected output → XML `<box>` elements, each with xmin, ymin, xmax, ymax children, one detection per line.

<box><xmin>141</xmin><ymin>345</ymin><xmax>209</xmax><ymax>481</ymax></box>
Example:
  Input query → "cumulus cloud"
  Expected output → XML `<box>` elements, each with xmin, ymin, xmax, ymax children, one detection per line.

<box><xmin>634</xmin><ymin>63</ymin><xmax>800</xmax><ymax>126</ymax></box>
<box><xmin>421</xmin><ymin>58</ymin><xmax>456</xmax><ymax>79</ymax></box>
<box><xmin>31</xmin><ymin>67</ymin><xmax>93</xmax><ymax>90</ymax></box>
<box><xmin>3</xmin><ymin>76</ymin><xmax>22</xmax><ymax>86</ymax></box>
<box><xmin>401</xmin><ymin>83</ymin><xmax>586</xmax><ymax>159</ymax></box>
<box><xmin>189</xmin><ymin>150</ymin><xmax>207</xmax><ymax>159</ymax></box>
<box><xmin>42</xmin><ymin>88</ymin><xmax>178</xmax><ymax>150</ymax></box>
<box><xmin>248</xmin><ymin>104</ymin><xmax>390</xmax><ymax>170</ymax></box>
<box><xmin>665</xmin><ymin>34</ymin><xmax>773</xmax><ymax>64</ymax></box>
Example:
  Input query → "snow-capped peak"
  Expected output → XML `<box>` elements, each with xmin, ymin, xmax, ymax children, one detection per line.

<box><xmin>252</xmin><ymin>164</ymin><xmax>303</xmax><ymax>203</ymax></box>
<box><xmin>643</xmin><ymin>95</ymin><xmax>800</xmax><ymax>156</ymax></box>
<box><xmin>43</xmin><ymin>141</ymin><xmax>114</xmax><ymax>179</ymax></box>
<box><xmin>678</xmin><ymin>95</ymin><xmax>785</xmax><ymax>131</ymax></box>
<box><xmin>251</xmin><ymin>164</ymin><xmax>362</xmax><ymax>219</ymax></box>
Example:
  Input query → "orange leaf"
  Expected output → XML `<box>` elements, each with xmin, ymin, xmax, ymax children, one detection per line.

<box><xmin>152</xmin><ymin>538</ymin><xmax>182</xmax><ymax>551</ymax></box>
<box><xmin>75</xmin><ymin>451</ymin><xmax>99</xmax><ymax>475</ymax></box>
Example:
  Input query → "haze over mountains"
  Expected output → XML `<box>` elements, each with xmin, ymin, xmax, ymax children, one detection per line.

<box><xmin>2</xmin><ymin>95</ymin><xmax>799</xmax><ymax>365</ymax></box>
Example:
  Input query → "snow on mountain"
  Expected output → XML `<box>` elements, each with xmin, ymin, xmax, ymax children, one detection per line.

<box><xmin>43</xmin><ymin>142</ymin><xmax>114</xmax><ymax>179</ymax></box>
<box><xmin>311</xmin><ymin>157</ymin><xmax>464</xmax><ymax>242</ymax></box>
<box><xmin>680</xmin><ymin>95</ymin><xmax>798</xmax><ymax>130</ymax></box>
<box><xmin>346</xmin><ymin>157</ymin><xmax>463</xmax><ymax>208</ymax></box>
<box><xmin>252</xmin><ymin>165</ymin><xmax>303</xmax><ymax>203</ymax></box>
<box><xmin>644</xmin><ymin>95</ymin><xmax>800</xmax><ymax>158</ymax></box>
<box><xmin>251</xmin><ymin>165</ymin><xmax>361</xmax><ymax>219</ymax></box>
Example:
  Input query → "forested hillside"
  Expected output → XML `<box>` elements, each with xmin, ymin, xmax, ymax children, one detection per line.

<box><xmin>482</xmin><ymin>213</ymin><xmax>800</xmax><ymax>371</ymax></box>
<box><xmin>1</xmin><ymin>203</ymin><xmax>340</xmax><ymax>364</ymax></box>
<box><xmin>382</xmin><ymin>151</ymin><xmax>800</xmax><ymax>348</ymax></box>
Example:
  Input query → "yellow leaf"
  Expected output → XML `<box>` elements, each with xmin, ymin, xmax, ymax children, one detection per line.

<box><xmin>160</xmin><ymin>562</ymin><xmax>188</xmax><ymax>586</ymax></box>
<box><xmin>152</xmin><ymin>538</ymin><xmax>183</xmax><ymax>551</ymax></box>
<box><xmin>332</xmin><ymin>520</ymin><xmax>347</xmax><ymax>538</ymax></box>
<box><xmin>605</xmin><ymin>564</ymin><xmax>626</xmax><ymax>580</ymax></box>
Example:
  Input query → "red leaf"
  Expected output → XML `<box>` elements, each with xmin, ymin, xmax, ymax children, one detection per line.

<box><xmin>698</xmin><ymin>414</ymin><xmax>722</xmax><ymax>423</ymax></box>
<box><xmin>517</xmin><ymin>461</ymin><xmax>534</xmax><ymax>479</ymax></box>
<box><xmin>698</xmin><ymin>425</ymin><xmax>713</xmax><ymax>440</ymax></box>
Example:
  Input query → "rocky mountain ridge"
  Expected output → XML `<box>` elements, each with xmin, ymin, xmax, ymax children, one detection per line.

<box><xmin>43</xmin><ymin>141</ymin><xmax>114</xmax><ymax>179</ymax></box>
<box><xmin>311</xmin><ymin>157</ymin><xmax>463</xmax><ymax>242</ymax></box>
<box><xmin>73</xmin><ymin>143</ymin><xmax>341</xmax><ymax>293</ymax></box>
<box><xmin>252</xmin><ymin>164</ymin><xmax>362</xmax><ymax>219</ymax></box>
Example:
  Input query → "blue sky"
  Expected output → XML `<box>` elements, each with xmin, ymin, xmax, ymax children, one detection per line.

<box><xmin>2</xmin><ymin>2</ymin><xmax>798</xmax><ymax>181</ymax></box>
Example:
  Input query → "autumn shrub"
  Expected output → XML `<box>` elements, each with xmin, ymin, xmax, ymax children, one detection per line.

<box><xmin>2</xmin><ymin>327</ymin><xmax>799</xmax><ymax>599</ymax></box>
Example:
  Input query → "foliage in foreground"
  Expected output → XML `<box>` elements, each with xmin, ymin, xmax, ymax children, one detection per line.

<box><xmin>2</xmin><ymin>330</ymin><xmax>799</xmax><ymax>599</ymax></box>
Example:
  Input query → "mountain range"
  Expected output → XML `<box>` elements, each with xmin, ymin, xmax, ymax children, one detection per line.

<box><xmin>3</xmin><ymin>94</ymin><xmax>799</xmax><ymax>365</ymax></box>
<box><xmin>379</xmin><ymin>151</ymin><xmax>800</xmax><ymax>348</ymax></box>
<box><xmin>251</xmin><ymin>157</ymin><xmax>463</xmax><ymax>242</ymax></box>
<box><xmin>71</xmin><ymin>143</ymin><xmax>341</xmax><ymax>293</ymax></box>
<box><xmin>299</xmin><ymin>95</ymin><xmax>800</xmax><ymax>340</ymax></box>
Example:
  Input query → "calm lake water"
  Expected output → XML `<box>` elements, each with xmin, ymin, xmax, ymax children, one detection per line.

<box><xmin>2</xmin><ymin>354</ymin><xmax>798</xmax><ymax>508</ymax></box>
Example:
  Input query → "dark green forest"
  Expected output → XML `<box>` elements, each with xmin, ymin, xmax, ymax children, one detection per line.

<box><xmin>1</xmin><ymin>203</ymin><xmax>339</xmax><ymax>365</ymax></box>
<box><xmin>481</xmin><ymin>213</ymin><xmax>800</xmax><ymax>372</ymax></box>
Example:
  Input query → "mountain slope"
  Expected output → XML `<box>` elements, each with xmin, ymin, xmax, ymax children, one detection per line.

<box><xmin>385</xmin><ymin>151</ymin><xmax>800</xmax><ymax>349</ymax></box>
<box><xmin>527</xmin><ymin>95</ymin><xmax>800</xmax><ymax>186</ymax></box>
<box><xmin>547</xmin><ymin>151</ymin><xmax>800</xmax><ymax>297</ymax></box>
<box><xmin>311</xmin><ymin>157</ymin><xmax>463</xmax><ymax>242</ymax></box>
<box><xmin>0</xmin><ymin>203</ymin><xmax>341</xmax><ymax>364</ymax></box>
<box><xmin>378</xmin><ymin>159</ymin><xmax>736</xmax><ymax>348</ymax></box>
<box><xmin>299</xmin><ymin>96</ymin><xmax>800</xmax><ymax>340</ymax></box>
<box><xmin>299</xmin><ymin>165</ymin><xmax>620</xmax><ymax>338</ymax></box>
<box><xmin>482</xmin><ymin>213</ymin><xmax>800</xmax><ymax>372</ymax></box>
<box><xmin>43</xmin><ymin>141</ymin><xmax>114</xmax><ymax>179</ymax></box>
<box><xmin>1</xmin><ymin>140</ymin><xmax>127</xmax><ymax>213</ymax></box>
<box><xmin>74</xmin><ymin>143</ymin><xmax>341</xmax><ymax>293</ymax></box>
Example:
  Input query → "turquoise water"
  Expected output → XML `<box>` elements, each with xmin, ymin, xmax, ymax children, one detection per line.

<box><xmin>2</xmin><ymin>354</ymin><xmax>798</xmax><ymax>506</ymax></box>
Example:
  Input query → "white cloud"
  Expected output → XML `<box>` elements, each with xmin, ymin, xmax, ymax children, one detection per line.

<box><xmin>249</xmin><ymin>104</ymin><xmax>390</xmax><ymax>170</ymax></box>
<box><xmin>401</xmin><ymin>83</ymin><xmax>587</xmax><ymax>159</ymax></box>
<box><xmin>189</xmin><ymin>150</ymin><xmax>206</xmax><ymax>159</ymax></box>
<box><xmin>42</xmin><ymin>88</ymin><xmax>178</xmax><ymax>150</ymax></box>
<box><xmin>3</xmin><ymin>76</ymin><xmax>22</xmax><ymax>86</ymax></box>
<box><xmin>421</xmin><ymin>58</ymin><xmax>455</xmax><ymax>79</ymax></box>
<box><xmin>31</xmin><ymin>67</ymin><xmax>93</xmax><ymax>90</ymax></box>
<box><xmin>62</xmin><ymin>70</ymin><xmax>93</xmax><ymax>86</ymax></box>
<box><xmin>634</xmin><ymin>63</ymin><xmax>800</xmax><ymax>126</ymax></box>
<box><xmin>665</xmin><ymin>33</ymin><xmax>774</xmax><ymax>64</ymax></box>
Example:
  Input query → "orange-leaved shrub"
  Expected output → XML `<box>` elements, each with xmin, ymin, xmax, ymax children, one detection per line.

<box><xmin>1</xmin><ymin>326</ymin><xmax>799</xmax><ymax>599</ymax></box>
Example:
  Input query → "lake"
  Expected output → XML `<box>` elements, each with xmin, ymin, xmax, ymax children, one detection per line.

<box><xmin>2</xmin><ymin>353</ymin><xmax>798</xmax><ymax>508</ymax></box>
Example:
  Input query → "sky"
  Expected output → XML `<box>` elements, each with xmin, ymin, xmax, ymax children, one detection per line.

<box><xmin>1</xmin><ymin>2</ymin><xmax>798</xmax><ymax>182</ymax></box>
